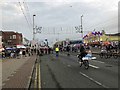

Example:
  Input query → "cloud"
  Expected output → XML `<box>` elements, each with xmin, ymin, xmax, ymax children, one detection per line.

<box><xmin>1</xmin><ymin>0</ymin><xmax>119</xmax><ymax>43</ymax></box>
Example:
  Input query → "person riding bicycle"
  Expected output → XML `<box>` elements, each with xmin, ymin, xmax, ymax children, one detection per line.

<box><xmin>101</xmin><ymin>44</ymin><xmax>107</xmax><ymax>54</ymax></box>
<box><xmin>79</xmin><ymin>44</ymin><xmax>87</xmax><ymax>62</ymax></box>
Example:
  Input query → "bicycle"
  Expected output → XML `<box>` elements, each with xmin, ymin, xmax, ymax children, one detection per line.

<box><xmin>77</xmin><ymin>54</ymin><xmax>91</xmax><ymax>69</ymax></box>
<box><xmin>99</xmin><ymin>52</ymin><xmax>108</xmax><ymax>59</ymax></box>
<box><xmin>106</xmin><ymin>50</ymin><xmax>119</xmax><ymax>59</ymax></box>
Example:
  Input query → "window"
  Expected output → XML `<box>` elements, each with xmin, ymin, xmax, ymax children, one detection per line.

<box><xmin>10</xmin><ymin>36</ymin><xmax>12</xmax><ymax>39</ymax></box>
<box><xmin>13</xmin><ymin>35</ymin><xmax>16</xmax><ymax>39</ymax></box>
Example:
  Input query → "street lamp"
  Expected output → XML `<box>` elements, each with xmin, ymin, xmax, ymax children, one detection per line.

<box><xmin>81</xmin><ymin>15</ymin><xmax>83</xmax><ymax>39</ymax></box>
<box><xmin>33</xmin><ymin>14</ymin><xmax>36</xmax><ymax>40</ymax></box>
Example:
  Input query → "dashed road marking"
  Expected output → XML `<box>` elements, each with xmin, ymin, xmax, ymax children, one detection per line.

<box><xmin>79</xmin><ymin>72</ymin><xmax>109</xmax><ymax>88</ymax></box>
<box><xmin>67</xmin><ymin>65</ymin><xmax>71</xmax><ymax>67</ymax></box>
<box><xmin>92</xmin><ymin>60</ymin><xmax>105</xmax><ymax>64</ymax></box>
<box><xmin>89</xmin><ymin>64</ymin><xmax>99</xmax><ymax>69</ymax></box>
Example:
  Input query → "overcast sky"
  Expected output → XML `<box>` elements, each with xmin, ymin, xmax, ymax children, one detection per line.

<box><xmin>1</xmin><ymin>0</ymin><xmax>119</xmax><ymax>46</ymax></box>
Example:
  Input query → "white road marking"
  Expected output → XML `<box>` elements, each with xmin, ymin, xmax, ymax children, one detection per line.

<box><xmin>92</xmin><ymin>60</ymin><xmax>105</xmax><ymax>64</ymax></box>
<box><xmin>79</xmin><ymin>72</ymin><xmax>109</xmax><ymax>88</ymax></box>
<box><xmin>89</xmin><ymin>64</ymin><xmax>99</xmax><ymax>69</ymax></box>
<box><xmin>67</xmin><ymin>65</ymin><xmax>71</xmax><ymax>67</ymax></box>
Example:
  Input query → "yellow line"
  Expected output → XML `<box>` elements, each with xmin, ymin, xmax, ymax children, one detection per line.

<box><xmin>38</xmin><ymin>63</ymin><xmax>41</xmax><ymax>89</ymax></box>
<box><xmin>34</xmin><ymin>63</ymin><xmax>37</xmax><ymax>88</ymax></box>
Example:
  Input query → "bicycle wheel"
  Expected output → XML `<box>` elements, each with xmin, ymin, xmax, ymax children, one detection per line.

<box><xmin>113</xmin><ymin>53</ymin><xmax>118</xmax><ymax>59</ymax></box>
<box><xmin>108</xmin><ymin>53</ymin><xmax>113</xmax><ymax>58</ymax></box>
<box><xmin>84</xmin><ymin>60</ymin><xmax>89</xmax><ymax>69</ymax></box>
<box><xmin>100</xmin><ymin>53</ymin><xmax>103</xmax><ymax>58</ymax></box>
<box><xmin>79</xmin><ymin>61</ymin><xmax>83</xmax><ymax>67</ymax></box>
<box><xmin>104</xmin><ymin>53</ymin><xmax>108</xmax><ymax>59</ymax></box>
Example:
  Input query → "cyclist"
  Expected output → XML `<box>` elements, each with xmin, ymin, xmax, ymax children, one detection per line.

<box><xmin>79</xmin><ymin>44</ymin><xmax>87</xmax><ymax>63</ymax></box>
<box><xmin>101</xmin><ymin>44</ymin><xmax>107</xmax><ymax>53</ymax></box>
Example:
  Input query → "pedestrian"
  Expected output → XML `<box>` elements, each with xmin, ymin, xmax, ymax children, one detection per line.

<box><xmin>2</xmin><ymin>50</ymin><xmax>5</xmax><ymax>59</ymax></box>
<box><xmin>22</xmin><ymin>49</ymin><xmax>26</xmax><ymax>57</ymax></box>
<box><xmin>48</xmin><ymin>47</ymin><xmax>51</xmax><ymax>54</ymax></box>
<box><xmin>66</xmin><ymin>45</ymin><xmax>70</xmax><ymax>56</ymax></box>
<box><xmin>19</xmin><ymin>50</ymin><xmax>22</xmax><ymax>58</ymax></box>
<box><xmin>16</xmin><ymin>48</ymin><xmax>20</xmax><ymax>59</ymax></box>
<box><xmin>37</xmin><ymin>49</ymin><xmax>40</xmax><ymax>56</ymax></box>
<box><xmin>55</xmin><ymin>45</ymin><xmax>59</xmax><ymax>57</ymax></box>
<box><xmin>31</xmin><ymin>48</ymin><xmax>33</xmax><ymax>55</ymax></box>
<box><xmin>26</xmin><ymin>48</ymin><xmax>29</xmax><ymax>57</ymax></box>
<box><xmin>10</xmin><ymin>50</ymin><xmax>14</xmax><ymax>58</ymax></box>
<box><xmin>28</xmin><ymin>48</ymin><xmax>31</xmax><ymax>56</ymax></box>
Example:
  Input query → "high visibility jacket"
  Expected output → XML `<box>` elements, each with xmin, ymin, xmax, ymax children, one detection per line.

<box><xmin>55</xmin><ymin>47</ymin><xmax>59</xmax><ymax>51</ymax></box>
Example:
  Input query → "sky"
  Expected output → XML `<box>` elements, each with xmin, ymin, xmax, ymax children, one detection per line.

<box><xmin>1</xmin><ymin>0</ymin><xmax>119</xmax><ymax>46</ymax></box>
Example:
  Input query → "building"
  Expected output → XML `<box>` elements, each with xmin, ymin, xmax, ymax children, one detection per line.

<box><xmin>23</xmin><ymin>37</ymin><xmax>30</xmax><ymax>46</ymax></box>
<box><xmin>54</xmin><ymin>40</ymin><xmax>83</xmax><ymax>48</ymax></box>
<box><xmin>83</xmin><ymin>31</ymin><xmax>120</xmax><ymax>46</ymax></box>
<box><xmin>1</xmin><ymin>31</ymin><xmax>23</xmax><ymax>47</ymax></box>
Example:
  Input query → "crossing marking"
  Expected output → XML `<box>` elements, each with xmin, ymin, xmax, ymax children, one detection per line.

<box><xmin>79</xmin><ymin>72</ymin><xmax>109</xmax><ymax>88</ymax></box>
<box><xmin>89</xmin><ymin>64</ymin><xmax>99</xmax><ymax>69</ymax></box>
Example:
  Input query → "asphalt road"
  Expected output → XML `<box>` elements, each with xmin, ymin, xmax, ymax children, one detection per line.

<box><xmin>40</xmin><ymin>53</ymin><xmax>118</xmax><ymax>89</ymax></box>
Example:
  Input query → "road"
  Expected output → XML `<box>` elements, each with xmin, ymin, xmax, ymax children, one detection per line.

<box><xmin>40</xmin><ymin>52</ymin><xmax>118</xmax><ymax>88</ymax></box>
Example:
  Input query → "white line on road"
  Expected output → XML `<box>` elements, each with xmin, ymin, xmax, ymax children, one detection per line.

<box><xmin>67</xmin><ymin>65</ymin><xmax>71</xmax><ymax>67</ymax></box>
<box><xmin>92</xmin><ymin>60</ymin><xmax>105</xmax><ymax>64</ymax></box>
<box><xmin>79</xmin><ymin>72</ymin><xmax>109</xmax><ymax>88</ymax></box>
<box><xmin>89</xmin><ymin>64</ymin><xmax>99</xmax><ymax>69</ymax></box>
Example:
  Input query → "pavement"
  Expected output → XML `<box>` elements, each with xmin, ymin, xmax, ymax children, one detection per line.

<box><xmin>2</xmin><ymin>55</ymin><xmax>37</xmax><ymax>89</ymax></box>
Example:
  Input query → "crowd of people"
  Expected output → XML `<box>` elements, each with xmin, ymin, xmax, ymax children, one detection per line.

<box><xmin>1</xmin><ymin>47</ymin><xmax>31</xmax><ymax>59</ymax></box>
<box><xmin>1</xmin><ymin>41</ymin><xmax>119</xmax><ymax>59</ymax></box>
<box><xmin>54</xmin><ymin>41</ymin><xmax>120</xmax><ymax>58</ymax></box>
<box><xmin>1</xmin><ymin>45</ymin><xmax>54</xmax><ymax>59</ymax></box>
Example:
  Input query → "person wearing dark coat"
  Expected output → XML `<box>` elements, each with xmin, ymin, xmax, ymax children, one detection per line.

<box><xmin>79</xmin><ymin>44</ymin><xmax>87</xmax><ymax>62</ymax></box>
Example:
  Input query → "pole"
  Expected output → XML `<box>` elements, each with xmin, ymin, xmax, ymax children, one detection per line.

<box><xmin>33</xmin><ymin>14</ymin><xmax>36</xmax><ymax>40</ymax></box>
<box><xmin>81</xmin><ymin>15</ymin><xmax>83</xmax><ymax>39</ymax></box>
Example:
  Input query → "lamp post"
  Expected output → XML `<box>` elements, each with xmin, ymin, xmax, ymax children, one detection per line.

<box><xmin>33</xmin><ymin>14</ymin><xmax>36</xmax><ymax>40</ymax></box>
<box><xmin>81</xmin><ymin>15</ymin><xmax>83</xmax><ymax>39</ymax></box>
